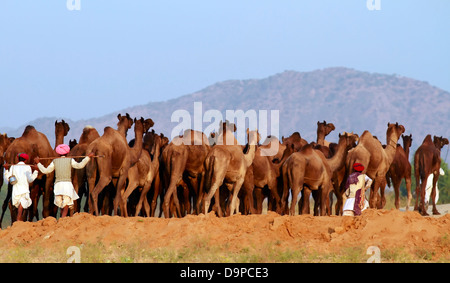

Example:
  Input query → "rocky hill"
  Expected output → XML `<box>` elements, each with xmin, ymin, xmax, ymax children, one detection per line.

<box><xmin>2</xmin><ymin>67</ymin><xmax>449</xmax><ymax>155</ymax></box>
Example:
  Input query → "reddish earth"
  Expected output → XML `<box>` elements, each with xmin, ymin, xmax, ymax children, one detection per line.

<box><xmin>0</xmin><ymin>208</ymin><xmax>448</xmax><ymax>262</ymax></box>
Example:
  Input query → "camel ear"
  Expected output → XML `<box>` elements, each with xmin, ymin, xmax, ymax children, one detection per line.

<box><xmin>117</xmin><ymin>114</ymin><xmax>122</xmax><ymax>120</ymax></box>
<box><xmin>339</xmin><ymin>133</ymin><xmax>341</xmax><ymax>138</ymax></box>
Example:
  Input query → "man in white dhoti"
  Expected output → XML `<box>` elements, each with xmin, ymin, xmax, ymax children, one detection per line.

<box><xmin>3</xmin><ymin>153</ymin><xmax>39</xmax><ymax>221</ymax></box>
<box><xmin>424</xmin><ymin>168</ymin><xmax>444</xmax><ymax>208</ymax></box>
<box><xmin>343</xmin><ymin>163</ymin><xmax>372</xmax><ymax>216</ymax></box>
<box><xmin>35</xmin><ymin>144</ymin><xmax>93</xmax><ymax>218</ymax></box>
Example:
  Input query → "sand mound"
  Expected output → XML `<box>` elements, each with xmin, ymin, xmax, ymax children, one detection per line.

<box><xmin>0</xmin><ymin>208</ymin><xmax>448</xmax><ymax>262</ymax></box>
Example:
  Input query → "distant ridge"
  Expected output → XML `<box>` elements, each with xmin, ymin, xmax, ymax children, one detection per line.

<box><xmin>2</xmin><ymin>67</ymin><xmax>449</xmax><ymax>156</ymax></box>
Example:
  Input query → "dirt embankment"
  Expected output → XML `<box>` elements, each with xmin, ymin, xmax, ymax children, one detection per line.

<box><xmin>0</xmin><ymin>207</ymin><xmax>448</xmax><ymax>262</ymax></box>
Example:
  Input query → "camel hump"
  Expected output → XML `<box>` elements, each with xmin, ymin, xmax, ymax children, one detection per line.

<box><xmin>22</xmin><ymin>125</ymin><xmax>36</xmax><ymax>136</ymax></box>
<box><xmin>422</xmin><ymin>134</ymin><xmax>433</xmax><ymax>144</ymax></box>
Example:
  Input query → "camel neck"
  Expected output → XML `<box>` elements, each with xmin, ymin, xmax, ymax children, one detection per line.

<box><xmin>385</xmin><ymin>135</ymin><xmax>399</xmax><ymax>163</ymax></box>
<box><xmin>327</xmin><ymin>138</ymin><xmax>348</xmax><ymax>172</ymax></box>
<box><xmin>129</xmin><ymin>126</ymin><xmax>144</xmax><ymax>164</ymax></box>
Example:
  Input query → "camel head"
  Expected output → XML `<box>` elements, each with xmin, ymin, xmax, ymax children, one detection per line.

<box><xmin>133</xmin><ymin>117</ymin><xmax>145</xmax><ymax>134</ymax></box>
<box><xmin>317</xmin><ymin>120</ymin><xmax>335</xmax><ymax>136</ymax></box>
<box><xmin>402</xmin><ymin>134</ymin><xmax>413</xmax><ymax>149</ymax></box>
<box><xmin>143</xmin><ymin>118</ymin><xmax>155</xmax><ymax>133</ymax></box>
<box><xmin>338</xmin><ymin>132</ymin><xmax>359</xmax><ymax>149</ymax></box>
<box><xmin>386</xmin><ymin>122</ymin><xmax>405</xmax><ymax>143</ymax></box>
<box><xmin>218</xmin><ymin>120</ymin><xmax>237</xmax><ymax>135</ymax></box>
<box><xmin>246</xmin><ymin>128</ymin><xmax>261</xmax><ymax>145</ymax></box>
<box><xmin>433</xmin><ymin>136</ymin><xmax>449</xmax><ymax>150</ymax></box>
<box><xmin>117</xmin><ymin>113</ymin><xmax>133</xmax><ymax>130</ymax></box>
<box><xmin>55</xmin><ymin>120</ymin><xmax>70</xmax><ymax>137</ymax></box>
<box><xmin>69</xmin><ymin>139</ymin><xmax>78</xmax><ymax>149</ymax></box>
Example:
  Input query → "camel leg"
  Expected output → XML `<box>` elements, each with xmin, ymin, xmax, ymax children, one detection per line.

<box><xmin>280</xmin><ymin>167</ymin><xmax>290</xmax><ymax>215</ymax></box>
<box><xmin>229</xmin><ymin>178</ymin><xmax>244</xmax><ymax>216</ymax></box>
<box><xmin>299</xmin><ymin>189</ymin><xmax>311</xmax><ymax>215</ymax></box>
<box><xmin>203</xmin><ymin>176</ymin><xmax>224</xmax><ymax>216</ymax></box>
<box><xmin>378</xmin><ymin>181</ymin><xmax>386</xmax><ymax>209</ymax></box>
<box><xmin>113</xmin><ymin>174</ymin><xmax>128</xmax><ymax>216</ymax></box>
<box><xmin>122</xmin><ymin>180</ymin><xmax>139</xmax><ymax>218</ymax></box>
<box><xmin>89</xmin><ymin>175</ymin><xmax>111</xmax><ymax>216</ymax></box>
<box><xmin>405</xmin><ymin>177</ymin><xmax>412</xmax><ymax>211</ymax></box>
<box><xmin>418</xmin><ymin>179</ymin><xmax>428</xmax><ymax>216</ymax></box>
<box><xmin>195</xmin><ymin>172</ymin><xmax>205</xmax><ymax>215</ymax></box>
<box><xmin>163</xmin><ymin>177</ymin><xmax>181</xmax><ymax>218</ymax></box>
<box><xmin>150</xmin><ymin>174</ymin><xmax>160</xmax><ymax>217</ymax></box>
<box><xmin>430</xmin><ymin>173</ymin><xmax>440</xmax><ymax>215</ymax></box>
<box><xmin>134</xmin><ymin>182</ymin><xmax>152</xmax><ymax>217</ymax></box>
<box><xmin>413</xmin><ymin>172</ymin><xmax>421</xmax><ymax>212</ymax></box>
<box><xmin>253</xmin><ymin>188</ymin><xmax>263</xmax><ymax>214</ymax></box>
<box><xmin>0</xmin><ymin>184</ymin><xmax>12</xmax><ymax>228</ymax></box>
<box><xmin>369</xmin><ymin>178</ymin><xmax>382</xmax><ymax>209</ymax></box>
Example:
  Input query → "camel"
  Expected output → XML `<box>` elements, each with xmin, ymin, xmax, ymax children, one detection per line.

<box><xmin>382</xmin><ymin>134</ymin><xmax>413</xmax><ymax>210</ymax></box>
<box><xmin>121</xmin><ymin>132</ymin><xmax>162</xmax><ymax>217</ymax></box>
<box><xmin>54</xmin><ymin>120</ymin><xmax>70</xmax><ymax>149</ymax></box>
<box><xmin>202</xmin><ymin>124</ymin><xmax>258</xmax><ymax>217</ymax></box>
<box><xmin>249</xmin><ymin>136</ymin><xmax>290</xmax><ymax>214</ymax></box>
<box><xmin>414</xmin><ymin>135</ymin><xmax>449</xmax><ymax>215</ymax></box>
<box><xmin>0</xmin><ymin>133</ymin><xmax>14</xmax><ymax>191</ymax></box>
<box><xmin>86</xmin><ymin>115</ymin><xmax>150</xmax><ymax>216</ymax></box>
<box><xmin>2</xmin><ymin>125</ymin><xmax>58</xmax><ymax>223</ymax></box>
<box><xmin>281</xmin><ymin>132</ymin><xmax>358</xmax><ymax>216</ymax></box>
<box><xmin>67</xmin><ymin>125</ymin><xmax>100</xmax><ymax>213</ymax></box>
<box><xmin>161</xmin><ymin>129</ymin><xmax>210</xmax><ymax>217</ymax></box>
<box><xmin>316</xmin><ymin>120</ymin><xmax>335</xmax><ymax>147</ymax></box>
<box><xmin>282</xmin><ymin>132</ymin><xmax>308</xmax><ymax>151</ymax></box>
<box><xmin>344</xmin><ymin>123</ymin><xmax>405</xmax><ymax>209</ymax></box>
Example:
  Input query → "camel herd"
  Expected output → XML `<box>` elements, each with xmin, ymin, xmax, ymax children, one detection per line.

<box><xmin>0</xmin><ymin>114</ymin><xmax>448</xmax><ymax>226</ymax></box>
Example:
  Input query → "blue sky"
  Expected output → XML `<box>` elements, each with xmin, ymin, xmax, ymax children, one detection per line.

<box><xmin>0</xmin><ymin>1</ymin><xmax>449</xmax><ymax>129</ymax></box>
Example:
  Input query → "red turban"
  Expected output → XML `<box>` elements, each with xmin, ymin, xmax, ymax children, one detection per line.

<box><xmin>17</xmin><ymin>153</ymin><xmax>29</xmax><ymax>161</ymax></box>
<box><xmin>353</xmin><ymin>163</ymin><xmax>364</xmax><ymax>172</ymax></box>
<box><xmin>56</xmin><ymin>144</ymin><xmax>70</xmax><ymax>155</ymax></box>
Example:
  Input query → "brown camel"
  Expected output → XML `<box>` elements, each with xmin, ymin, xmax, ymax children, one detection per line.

<box><xmin>145</xmin><ymin>132</ymin><xmax>169</xmax><ymax>217</ymax></box>
<box><xmin>382</xmin><ymin>134</ymin><xmax>413</xmax><ymax>210</ymax></box>
<box><xmin>0</xmin><ymin>133</ymin><xmax>14</xmax><ymax>190</ymax></box>
<box><xmin>281</xmin><ymin>132</ymin><xmax>358</xmax><ymax>216</ymax></box>
<box><xmin>86</xmin><ymin>115</ymin><xmax>149</xmax><ymax>216</ymax></box>
<box><xmin>161</xmin><ymin>129</ymin><xmax>210</xmax><ymax>218</ymax></box>
<box><xmin>3</xmin><ymin>125</ymin><xmax>58</xmax><ymax>222</ymax></box>
<box><xmin>344</xmin><ymin>122</ymin><xmax>405</xmax><ymax>209</ymax></box>
<box><xmin>54</xmin><ymin>120</ymin><xmax>70</xmax><ymax>149</ymax></box>
<box><xmin>249</xmin><ymin>136</ymin><xmax>290</xmax><ymax>214</ymax></box>
<box><xmin>121</xmin><ymin>132</ymin><xmax>162</xmax><ymax>217</ymax></box>
<box><xmin>414</xmin><ymin>135</ymin><xmax>449</xmax><ymax>215</ymax></box>
<box><xmin>68</xmin><ymin>125</ymin><xmax>101</xmax><ymax>213</ymax></box>
<box><xmin>202</xmin><ymin>126</ymin><xmax>258</xmax><ymax>217</ymax></box>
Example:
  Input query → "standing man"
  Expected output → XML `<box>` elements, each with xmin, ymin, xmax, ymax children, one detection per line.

<box><xmin>4</xmin><ymin>153</ymin><xmax>39</xmax><ymax>221</ymax></box>
<box><xmin>35</xmin><ymin>144</ymin><xmax>93</xmax><ymax>218</ymax></box>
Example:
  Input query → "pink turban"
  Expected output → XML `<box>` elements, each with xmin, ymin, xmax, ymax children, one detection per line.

<box><xmin>56</xmin><ymin>144</ymin><xmax>70</xmax><ymax>155</ymax></box>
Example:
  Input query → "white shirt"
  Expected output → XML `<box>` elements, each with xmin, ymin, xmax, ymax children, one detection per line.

<box><xmin>3</xmin><ymin>161</ymin><xmax>38</xmax><ymax>195</ymax></box>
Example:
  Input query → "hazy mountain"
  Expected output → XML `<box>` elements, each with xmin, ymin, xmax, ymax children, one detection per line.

<box><xmin>2</xmin><ymin>67</ymin><xmax>449</xmax><ymax>156</ymax></box>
